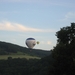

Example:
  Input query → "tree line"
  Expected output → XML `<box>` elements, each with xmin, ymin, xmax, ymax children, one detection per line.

<box><xmin>0</xmin><ymin>54</ymin><xmax>54</xmax><ymax>75</ymax></box>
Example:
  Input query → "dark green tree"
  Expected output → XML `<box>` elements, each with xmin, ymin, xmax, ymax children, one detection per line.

<box><xmin>56</xmin><ymin>23</ymin><xmax>75</xmax><ymax>45</ymax></box>
<box><xmin>49</xmin><ymin>23</ymin><xmax>75</xmax><ymax>75</ymax></box>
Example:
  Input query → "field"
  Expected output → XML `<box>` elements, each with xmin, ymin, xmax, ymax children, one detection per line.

<box><xmin>0</xmin><ymin>55</ymin><xmax>40</xmax><ymax>60</ymax></box>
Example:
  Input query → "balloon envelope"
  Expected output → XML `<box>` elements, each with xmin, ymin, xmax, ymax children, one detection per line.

<box><xmin>25</xmin><ymin>38</ymin><xmax>36</xmax><ymax>48</ymax></box>
<box><xmin>37</xmin><ymin>41</ymin><xmax>39</xmax><ymax>44</ymax></box>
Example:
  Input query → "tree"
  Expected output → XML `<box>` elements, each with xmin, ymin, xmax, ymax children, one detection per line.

<box><xmin>49</xmin><ymin>23</ymin><xmax>75</xmax><ymax>75</ymax></box>
<box><xmin>56</xmin><ymin>23</ymin><xmax>75</xmax><ymax>45</ymax></box>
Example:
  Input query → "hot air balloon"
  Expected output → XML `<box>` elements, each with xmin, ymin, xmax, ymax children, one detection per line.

<box><xmin>25</xmin><ymin>38</ymin><xmax>36</xmax><ymax>49</ymax></box>
<box><xmin>37</xmin><ymin>41</ymin><xmax>39</xmax><ymax>44</ymax></box>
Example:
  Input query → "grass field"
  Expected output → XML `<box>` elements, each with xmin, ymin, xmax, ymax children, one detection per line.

<box><xmin>0</xmin><ymin>55</ymin><xmax>40</xmax><ymax>60</ymax></box>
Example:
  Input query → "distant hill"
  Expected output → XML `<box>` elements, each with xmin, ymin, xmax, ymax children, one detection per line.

<box><xmin>0</xmin><ymin>41</ymin><xmax>51</xmax><ymax>57</ymax></box>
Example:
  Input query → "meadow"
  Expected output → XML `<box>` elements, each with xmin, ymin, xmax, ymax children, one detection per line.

<box><xmin>0</xmin><ymin>54</ymin><xmax>40</xmax><ymax>60</ymax></box>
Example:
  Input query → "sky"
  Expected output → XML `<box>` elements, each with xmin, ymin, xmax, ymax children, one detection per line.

<box><xmin>0</xmin><ymin>0</ymin><xmax>75</xmax><ymax>50</ymax></box>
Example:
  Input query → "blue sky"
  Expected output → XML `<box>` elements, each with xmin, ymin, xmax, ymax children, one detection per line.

<box><xmin>0</xmin><ymin>0</ymin><xmax>75</xmax><ymax>50</ymax></box>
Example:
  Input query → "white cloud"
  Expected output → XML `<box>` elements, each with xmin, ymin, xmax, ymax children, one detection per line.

<box><xmin>47</xmin><ymin>41</ymin><xmax>51</xmax><ymax>45</ymax></box>
<box><xmin>60</xmin><ymin>12</ymin><xmax>75</xmax><ymax>22</ymax></box>
<box><xmin>40</xmin><ymin>41</ymin><xmax>52</xmax><ymax>45</ymax></box>
<box><xmin>65</xmin><ymin>12</ymin><xmax>75</xmax><ymax>20</ymax></box>
<box><xmin>0</xmin><ymin>21</ymin><xmax>56</xmax><ymax>32</ymax></box>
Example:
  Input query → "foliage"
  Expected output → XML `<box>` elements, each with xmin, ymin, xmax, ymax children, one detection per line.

<box><xmin>48</xmin><ymin>23</ymin><xmax>75</xmax><ymax>75</ymax></box>
<box><xmin>0</xmin><ymin>55</ymin><xmax>53</xmax><ymax>75</ymax></box>
<box><xmin>56</xmin><ymin>23</ymin><xmax>75</xmax><ymax>45</ymax></box>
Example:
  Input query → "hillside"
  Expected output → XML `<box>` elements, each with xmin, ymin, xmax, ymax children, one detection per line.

<box><xmin>0</xmin><ymin>41</ymin><xmax>53</xmax><ymax>75</ymax></box>
<box><xmin>0</xmin><ymin>41</ymin><xmax>51</xmax><ymax>58</ymax></box>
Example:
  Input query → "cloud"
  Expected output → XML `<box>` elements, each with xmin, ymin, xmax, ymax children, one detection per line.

<box><xmin>40</xmin><ymin>41</ymin><xmax>52</xmax><ymax>45</ymax></box>
<box><xmin>64</xmin><ymin>12</ymin><xmax>75</xmax><ymax>20</ymax></box>
<box><xmin>0</xmin><ymin>21</ymin><xmax>56</xmax><ymax>33</ymax></box>
<box><xmin>60</xmin><ymin>12</ymin><xmax>75</xmax><ymax>22</ymax></box>
<box><xmin>47</xmin><ymin>41</ymin><xmax>51</xmax><ymax>45</ymax></box>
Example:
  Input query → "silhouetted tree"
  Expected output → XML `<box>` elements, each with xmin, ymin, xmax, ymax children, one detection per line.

<box><xmin>49</xmin><ymin>23</ymin><xmax>75</xmax><ymax>75</ymax></box>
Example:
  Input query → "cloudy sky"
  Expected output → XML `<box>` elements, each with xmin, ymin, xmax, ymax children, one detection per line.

<box><xmin>0</xmin><ymin>0</ymin><xmax>75</xmax><ymax>50</ymax></box>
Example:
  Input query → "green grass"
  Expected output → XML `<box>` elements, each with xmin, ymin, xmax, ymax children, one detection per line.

<box><xmin>0</xmin><ymin>55</ymin><xmax>40</xmax><ymax>60</ymax></box>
